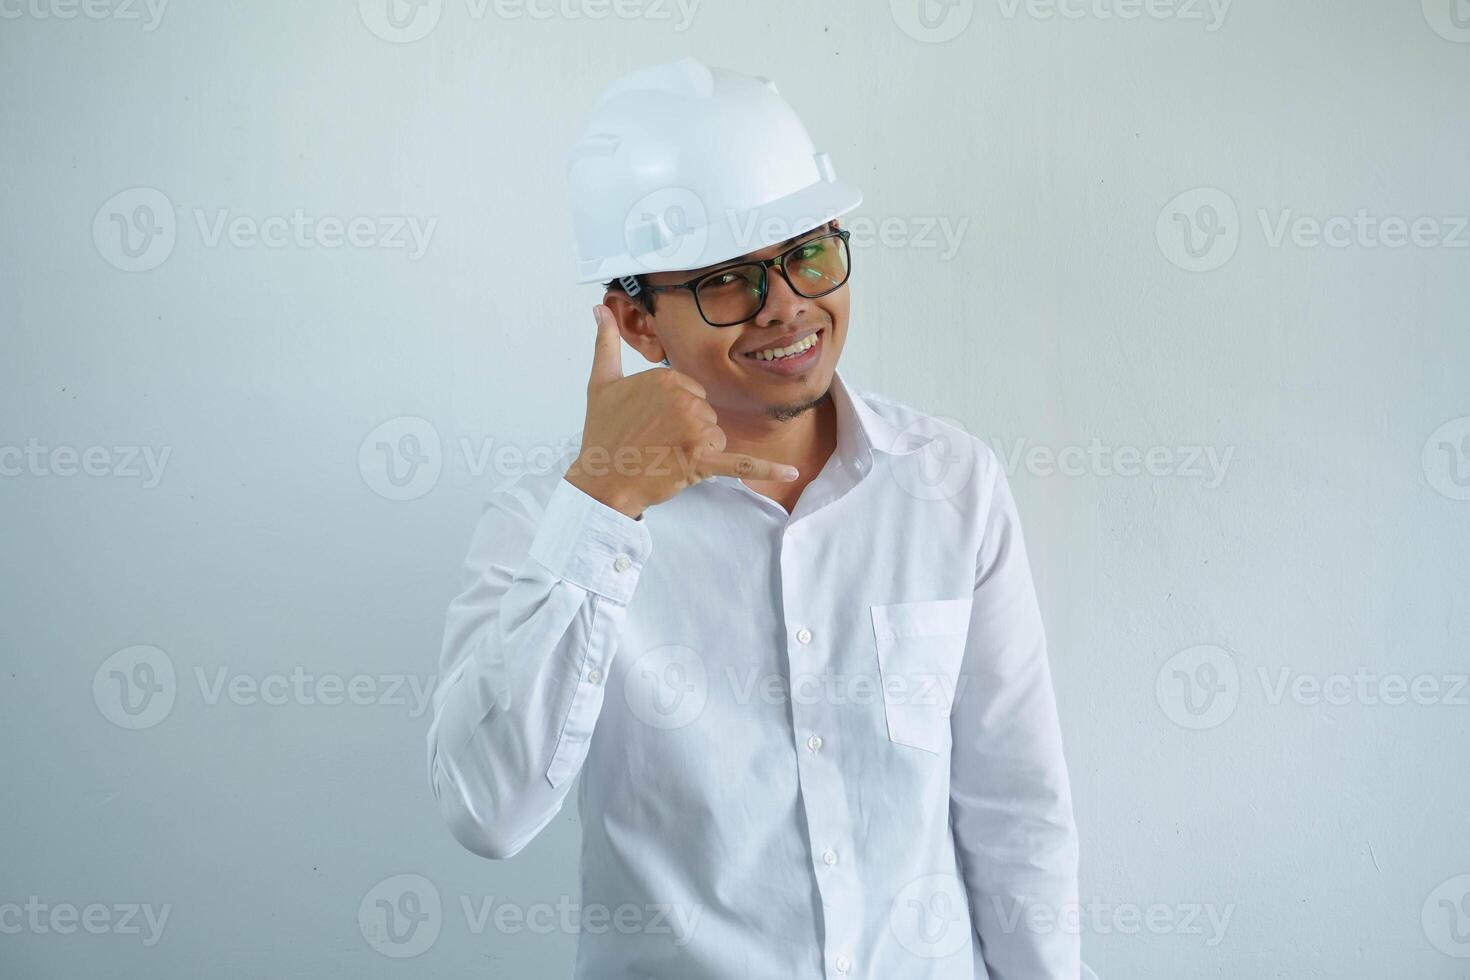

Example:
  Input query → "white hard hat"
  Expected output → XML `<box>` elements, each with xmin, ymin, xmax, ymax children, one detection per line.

<box><xmin>566</xmin><ymin>57</ymin><xmax>863</xmax><ymax>285</ymax></box>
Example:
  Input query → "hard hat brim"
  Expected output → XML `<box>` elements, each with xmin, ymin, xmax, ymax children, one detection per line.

<box><xmin>575</xmin><ymin>177</ymin><xmax>863</xmax><ymax>285</ymax></box>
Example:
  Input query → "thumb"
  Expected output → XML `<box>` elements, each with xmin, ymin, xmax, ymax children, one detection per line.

<box><xmin>588</xmin><ymin>305</ymin><xmax>625</xmax><ymax>388</ymax></box>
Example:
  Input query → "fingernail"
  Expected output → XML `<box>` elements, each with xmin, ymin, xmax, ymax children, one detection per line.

<box><xmin>592</xmin><ymin>305</ymin><xmax>602</xmax><ymax>324</ymax></box>
<box><xmin>780</xmin><ymin>466</ymin><xmax>800</xmax><ymax>482</ymax></box>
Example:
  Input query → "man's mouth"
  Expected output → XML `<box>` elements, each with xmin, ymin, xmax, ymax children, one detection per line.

<box><xmin>738</xmin><ymin>328</ymin><xmax>824</xmax><ymax>375</ymax></box>
<box><xmin>741</xmin><ymin>328</ymin><xmax>821</xmax><ymax>362</ymax></box>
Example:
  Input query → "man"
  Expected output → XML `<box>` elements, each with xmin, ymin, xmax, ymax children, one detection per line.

<box><xmin>426</xmin><ymin>57</ymin><xmax>1080</xmax><ymax>979</ymax></box>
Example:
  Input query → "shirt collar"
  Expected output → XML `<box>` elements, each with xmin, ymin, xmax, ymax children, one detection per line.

<box><xmin>828</xmin><ymin>365</ymin><xmax>936</xmax><ymax>469</ymax></box>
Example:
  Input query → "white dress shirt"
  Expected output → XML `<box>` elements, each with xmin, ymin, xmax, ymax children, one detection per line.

<box><xmin>426</xmin><ymin>366</ymin><xmax>1080</xmax><ymax>979</ymax></box>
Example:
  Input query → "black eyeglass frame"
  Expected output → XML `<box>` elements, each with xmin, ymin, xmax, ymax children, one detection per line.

<box><xmin>621</xmin><ymin>227</ymin><xmax>853</xmax><ymax>327</ymax></box>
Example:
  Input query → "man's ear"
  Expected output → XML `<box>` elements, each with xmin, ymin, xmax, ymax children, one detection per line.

<box><xmin>601</xmin><ymin>289</ymin><xmax>668</xmax><ymax>365</ymax></box>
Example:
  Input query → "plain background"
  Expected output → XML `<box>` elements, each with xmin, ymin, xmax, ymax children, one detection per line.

<box><xmin>3</xmin><ymin>0</ymin><xmax>1468</xmax><ymax>977</ymax></box>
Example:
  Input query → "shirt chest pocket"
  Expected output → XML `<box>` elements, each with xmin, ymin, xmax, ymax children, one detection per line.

<box><xmin>870</xmin><ymin>597</ymin><xmax>973</xmax><ymax>755</ymax></box>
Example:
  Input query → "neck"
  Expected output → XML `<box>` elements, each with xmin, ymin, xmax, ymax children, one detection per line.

<box><xmin>717</xmin><ymin>388</ymin><xmax>838</xmax><ymax>482</ymax></box>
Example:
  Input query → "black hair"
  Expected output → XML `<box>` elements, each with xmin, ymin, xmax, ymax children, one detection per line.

<box><xmin>602</xmin><ymin>275</ymin><xmax>669</xmax><ymax>367</ymax></box>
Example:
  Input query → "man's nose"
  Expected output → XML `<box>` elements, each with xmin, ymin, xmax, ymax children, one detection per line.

<box><xmin>752</xmin><ymin>263</ymin><xmax>811</xmax><ymax>328</ymax></box>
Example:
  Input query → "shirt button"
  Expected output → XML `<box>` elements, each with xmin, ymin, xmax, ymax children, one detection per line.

<box><xmin>586</xmin><ymin>668</ymin><xmax>604</xmax><ymax>685</ymax></box>
<box><xmin>835</xmin><ymin>955</ymin><xmax>851</xmax><ymax>973</ymax></box>
<box><xmin>613</xmin><ymin>555</ymin><xmax>631</xmax><ymax>572</ymax></box>
<box><xmin>807</xmin><ymin>734</ymin><xmax>823</xmax><ymax>752</ymax></box>
<box><xmin>795</xmin><ymin>627</ymin><xmax>812</xmax><ymax>645</ymax></box>
<box><xmin>821</xmin><ymin>848</ymin><xmax>838</xmax><ymax>866</ymax></box>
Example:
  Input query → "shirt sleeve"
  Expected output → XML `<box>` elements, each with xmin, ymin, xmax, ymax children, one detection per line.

<box><xmin>425</xmin><ymin>474</ymin><xmax>652</xmax><ymax>859</ymax></box>
<box><xmin>950</xmin><ymin>452</ymin><xmax>1081</xmax><ymax>978</ymax></box>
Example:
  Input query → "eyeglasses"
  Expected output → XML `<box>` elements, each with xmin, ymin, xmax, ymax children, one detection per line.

<box><xmin>633</xmin><ymin>228</ymin><xmax>852</xmax><ymax>327</ymax></box>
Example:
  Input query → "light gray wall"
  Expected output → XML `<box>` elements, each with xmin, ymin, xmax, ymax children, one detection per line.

<box><xmin>2</xmin><ymin>1</ymin><xmax>1467</xmax><ymax>977</ymax></box>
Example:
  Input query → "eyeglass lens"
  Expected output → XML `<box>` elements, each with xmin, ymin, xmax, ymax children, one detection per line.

<box><xmin>694</xmin><ymin>232</ymin><xmax>850</xmax><ymax>326</ymax></box>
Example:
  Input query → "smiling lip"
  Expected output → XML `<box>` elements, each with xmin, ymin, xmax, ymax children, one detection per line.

<box><xmin>738</xmin><ymin>328</ymin><xmax>823</xmax><ymax>377</ymax></box>
<box><xmin>742</xmin><ymin>327</ymin><xmax>820</xmax><ymax>356</ymax></box>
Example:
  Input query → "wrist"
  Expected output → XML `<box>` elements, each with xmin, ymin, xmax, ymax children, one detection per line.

<box><xmin>565</xmin><ymin>461</ymin><xmax>644</xmax><ymax>521</ymax></box>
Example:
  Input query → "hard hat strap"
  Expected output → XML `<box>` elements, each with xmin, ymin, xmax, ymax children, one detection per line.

<box><xmin>618</xmin><ymin>275</ymin><xmax>642</xmax><ymax>297</ymax></box>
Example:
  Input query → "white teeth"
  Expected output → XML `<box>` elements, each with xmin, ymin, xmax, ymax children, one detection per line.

<box><xmin>748</xmin><ymin>333</ymin><xmax>817</xmax><ymax>361</ymax></box>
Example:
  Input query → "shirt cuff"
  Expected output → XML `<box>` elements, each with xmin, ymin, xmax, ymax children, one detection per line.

<box><xmin>527</xmin><ymin>477</ymin><xmax>652</xmax><ymax>605</ymax></box>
